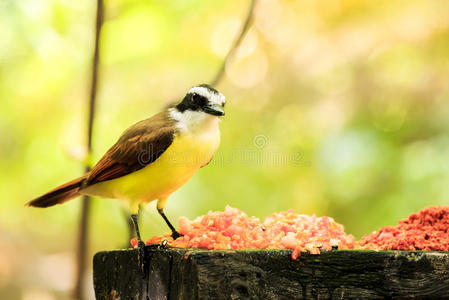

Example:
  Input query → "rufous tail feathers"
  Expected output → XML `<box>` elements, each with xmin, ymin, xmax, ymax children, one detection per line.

<box><xmin>26</xmin><ymin>175</ymin><xmax>87</xmax><ymax>208</ymax></box>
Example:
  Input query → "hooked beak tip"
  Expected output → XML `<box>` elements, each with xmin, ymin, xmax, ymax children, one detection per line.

<box><xmin>204</xmin><ymin>104</ymin><xmax>225</xmax><ymax>116</ymax></box>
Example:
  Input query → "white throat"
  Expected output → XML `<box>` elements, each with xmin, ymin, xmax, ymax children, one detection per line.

<box><xmin>169</xmin><ymin>108</ymin><xmax>220</xmax><ymax>135</ymax></box>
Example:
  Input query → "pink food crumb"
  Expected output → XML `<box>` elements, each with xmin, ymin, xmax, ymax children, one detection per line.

<box><xmin>141</xmin><ymin>206</ymin><xmax>356</xmax><ymax>259</ymax></box>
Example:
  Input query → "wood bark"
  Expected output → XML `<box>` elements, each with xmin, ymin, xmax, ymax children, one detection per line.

<box><xmin>93</xmin><ymin>248</ymin><xmax>449</xmax><ymax>299</ymax></box>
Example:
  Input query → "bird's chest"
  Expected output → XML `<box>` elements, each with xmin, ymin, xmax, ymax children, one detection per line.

<box><xmin>126</xmin><ymin>124</ymin><xmax>220</xmax><ymax>198</ymax></box>
<box><xmin>168</xmin><ymin>126</ymin><xmax>221</xmax><ymax>168</ymax></box>
<box><xmin>168</xmin><ymin>115</ymin><xmax>221</xmax><ymax>166</ymax></box>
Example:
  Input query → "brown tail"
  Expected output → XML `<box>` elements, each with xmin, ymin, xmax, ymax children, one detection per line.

<box><xmin>26</xmin><ymin>175</ymin><xmax>87</xmax><ymax>208</ymax></box>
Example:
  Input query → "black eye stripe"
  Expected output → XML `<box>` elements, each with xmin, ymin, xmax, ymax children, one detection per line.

<box><xmin>192</xmin><ymin>93</ymin><xmax>208</xmax><ymax>106</ymax></box>
<box><xmin>176</xmin><ymin>88</ymin><xmax>223</xmax><ymax>113</ymax></box>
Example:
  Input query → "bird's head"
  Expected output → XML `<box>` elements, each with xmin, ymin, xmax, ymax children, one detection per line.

<box><xmin>176</xmin><ymin>84</ymin><xmax>225</xmax><ymax>117</ymax></box>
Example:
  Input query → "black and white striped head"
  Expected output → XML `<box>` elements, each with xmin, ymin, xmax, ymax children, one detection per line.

<box><xmin>176</xmin><ymin>84</ymin><xmax>225</xmax><ymax>116</ymax></box>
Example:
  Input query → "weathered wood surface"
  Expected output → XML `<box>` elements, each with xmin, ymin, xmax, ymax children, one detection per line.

<box><xmin>93</xmin><ymin>247</ymin><xmax>449</xmax><ymax>299</ymax></box>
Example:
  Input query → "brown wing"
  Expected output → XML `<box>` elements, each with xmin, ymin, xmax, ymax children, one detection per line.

<box><xmin>83</xmin><ymin>111</ymin><xmax>176</xmax><ymax>187</ymax></box>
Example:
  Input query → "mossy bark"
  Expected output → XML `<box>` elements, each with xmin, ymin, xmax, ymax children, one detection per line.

<box><xmin>93</xmin><ymin>247</ymin><xmax>449</xmax><ymax>299</ymax></box>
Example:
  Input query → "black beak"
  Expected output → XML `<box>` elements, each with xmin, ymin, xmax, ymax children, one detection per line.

<box><xmin>203</xmin><ymin>104</ymin><xmax>225</xmax><ymax>116</ymax></box>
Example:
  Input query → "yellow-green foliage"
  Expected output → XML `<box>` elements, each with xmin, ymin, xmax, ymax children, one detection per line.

<box><xmin>1</xmin><ymin>0</ymin><xmax>449</xmax><ymax>297</ymax></box>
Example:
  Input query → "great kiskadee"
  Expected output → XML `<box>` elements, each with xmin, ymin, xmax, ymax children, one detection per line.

<box><xmin>27</xmin><ymin>84</ymin><xmax>225</xmax><ymax>254</ymax></box>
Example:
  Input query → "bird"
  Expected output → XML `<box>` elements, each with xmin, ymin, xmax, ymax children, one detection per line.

<box><xmin>27</xmin><ymin>84</ymin><xmax>225</xmax><ymax>266</ymax></box>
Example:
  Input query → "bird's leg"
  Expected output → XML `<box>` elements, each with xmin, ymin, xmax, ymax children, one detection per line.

<box><xmin>131</xmin><ymin>213</ymin><xmax>146</xmax><ymax>274</ymax></box>
<box><xmin>157</xmin><ymin>208</ymin><xmax>183</xmax><ymax>239</ymax></box>
<box><xmin>157</xmin><ymin>197</ymin><xmax>183</xmax><ymax>239</ymax></box>
<box><xmin>123</xmin><ymin>208</ymin><xmax>136</xmax><ymax>249</ymax></box>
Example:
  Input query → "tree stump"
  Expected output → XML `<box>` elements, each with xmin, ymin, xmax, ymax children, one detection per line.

<box><xmin>93</xmin><ymin>247</ymin><xmax>449</xmax><ymax>299</ymax></box>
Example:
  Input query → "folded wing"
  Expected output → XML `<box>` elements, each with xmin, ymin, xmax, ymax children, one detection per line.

<box><xmin>83</xmin><ymin>111</ymin><xmax>176</xmax><ymax>187</ymax></box>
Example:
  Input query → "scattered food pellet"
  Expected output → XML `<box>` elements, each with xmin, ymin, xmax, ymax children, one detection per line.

<box><xmin>140</xmin><ymin>206</ymin><xmax>356</xmax><ymax>259</ymax></box>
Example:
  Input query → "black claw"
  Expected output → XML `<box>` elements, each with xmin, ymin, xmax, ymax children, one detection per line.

<box><xmin>171</xmin><ymin>230</ymin><xmax>183</xmax><ymax>240</ymax></box>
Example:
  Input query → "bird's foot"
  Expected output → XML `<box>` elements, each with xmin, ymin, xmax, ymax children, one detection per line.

<box><xmin>171</xmin><ymin>230</ymin><xmax>183</xmax><ymax>240</ymax></box>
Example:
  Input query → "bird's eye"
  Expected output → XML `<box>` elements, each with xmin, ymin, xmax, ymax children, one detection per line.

<box><xmin>192</xmin><ymin>93</ymin><xmax>200</xmax><ymax>102</ymax></box>
<box><xmin>192</xmin><ymin>93</ymin><xmax>208</xmax><ymax>107</ymax></box>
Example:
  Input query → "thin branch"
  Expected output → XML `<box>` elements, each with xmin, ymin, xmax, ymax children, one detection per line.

<box><xmin>210</xmin><ymin>0</ymin><xmax>257</xmax><ymax>87</ymax></box>
<box><xmin>73</xmin><ymin>0</ymin><xmax>104</xmax><ymax>299</ymax></box>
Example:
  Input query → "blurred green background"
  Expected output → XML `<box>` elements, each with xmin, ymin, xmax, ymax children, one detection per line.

<box><xmin>1</xmin><ymin>0</ymin><xmax>449</xmax><ymax>298</ymax></box>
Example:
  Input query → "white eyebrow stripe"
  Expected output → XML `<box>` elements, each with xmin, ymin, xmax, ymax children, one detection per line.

<box><xmin>188</xmin><ymin>86</ymin><xmax>225</xmax><ymax>106</ymax></box>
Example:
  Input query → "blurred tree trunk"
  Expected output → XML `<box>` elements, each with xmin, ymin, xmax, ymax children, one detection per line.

<box><xmin>73</xmin><ymin>0</ymin><xmax>104</xmax><ymax>299</ymax></box>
